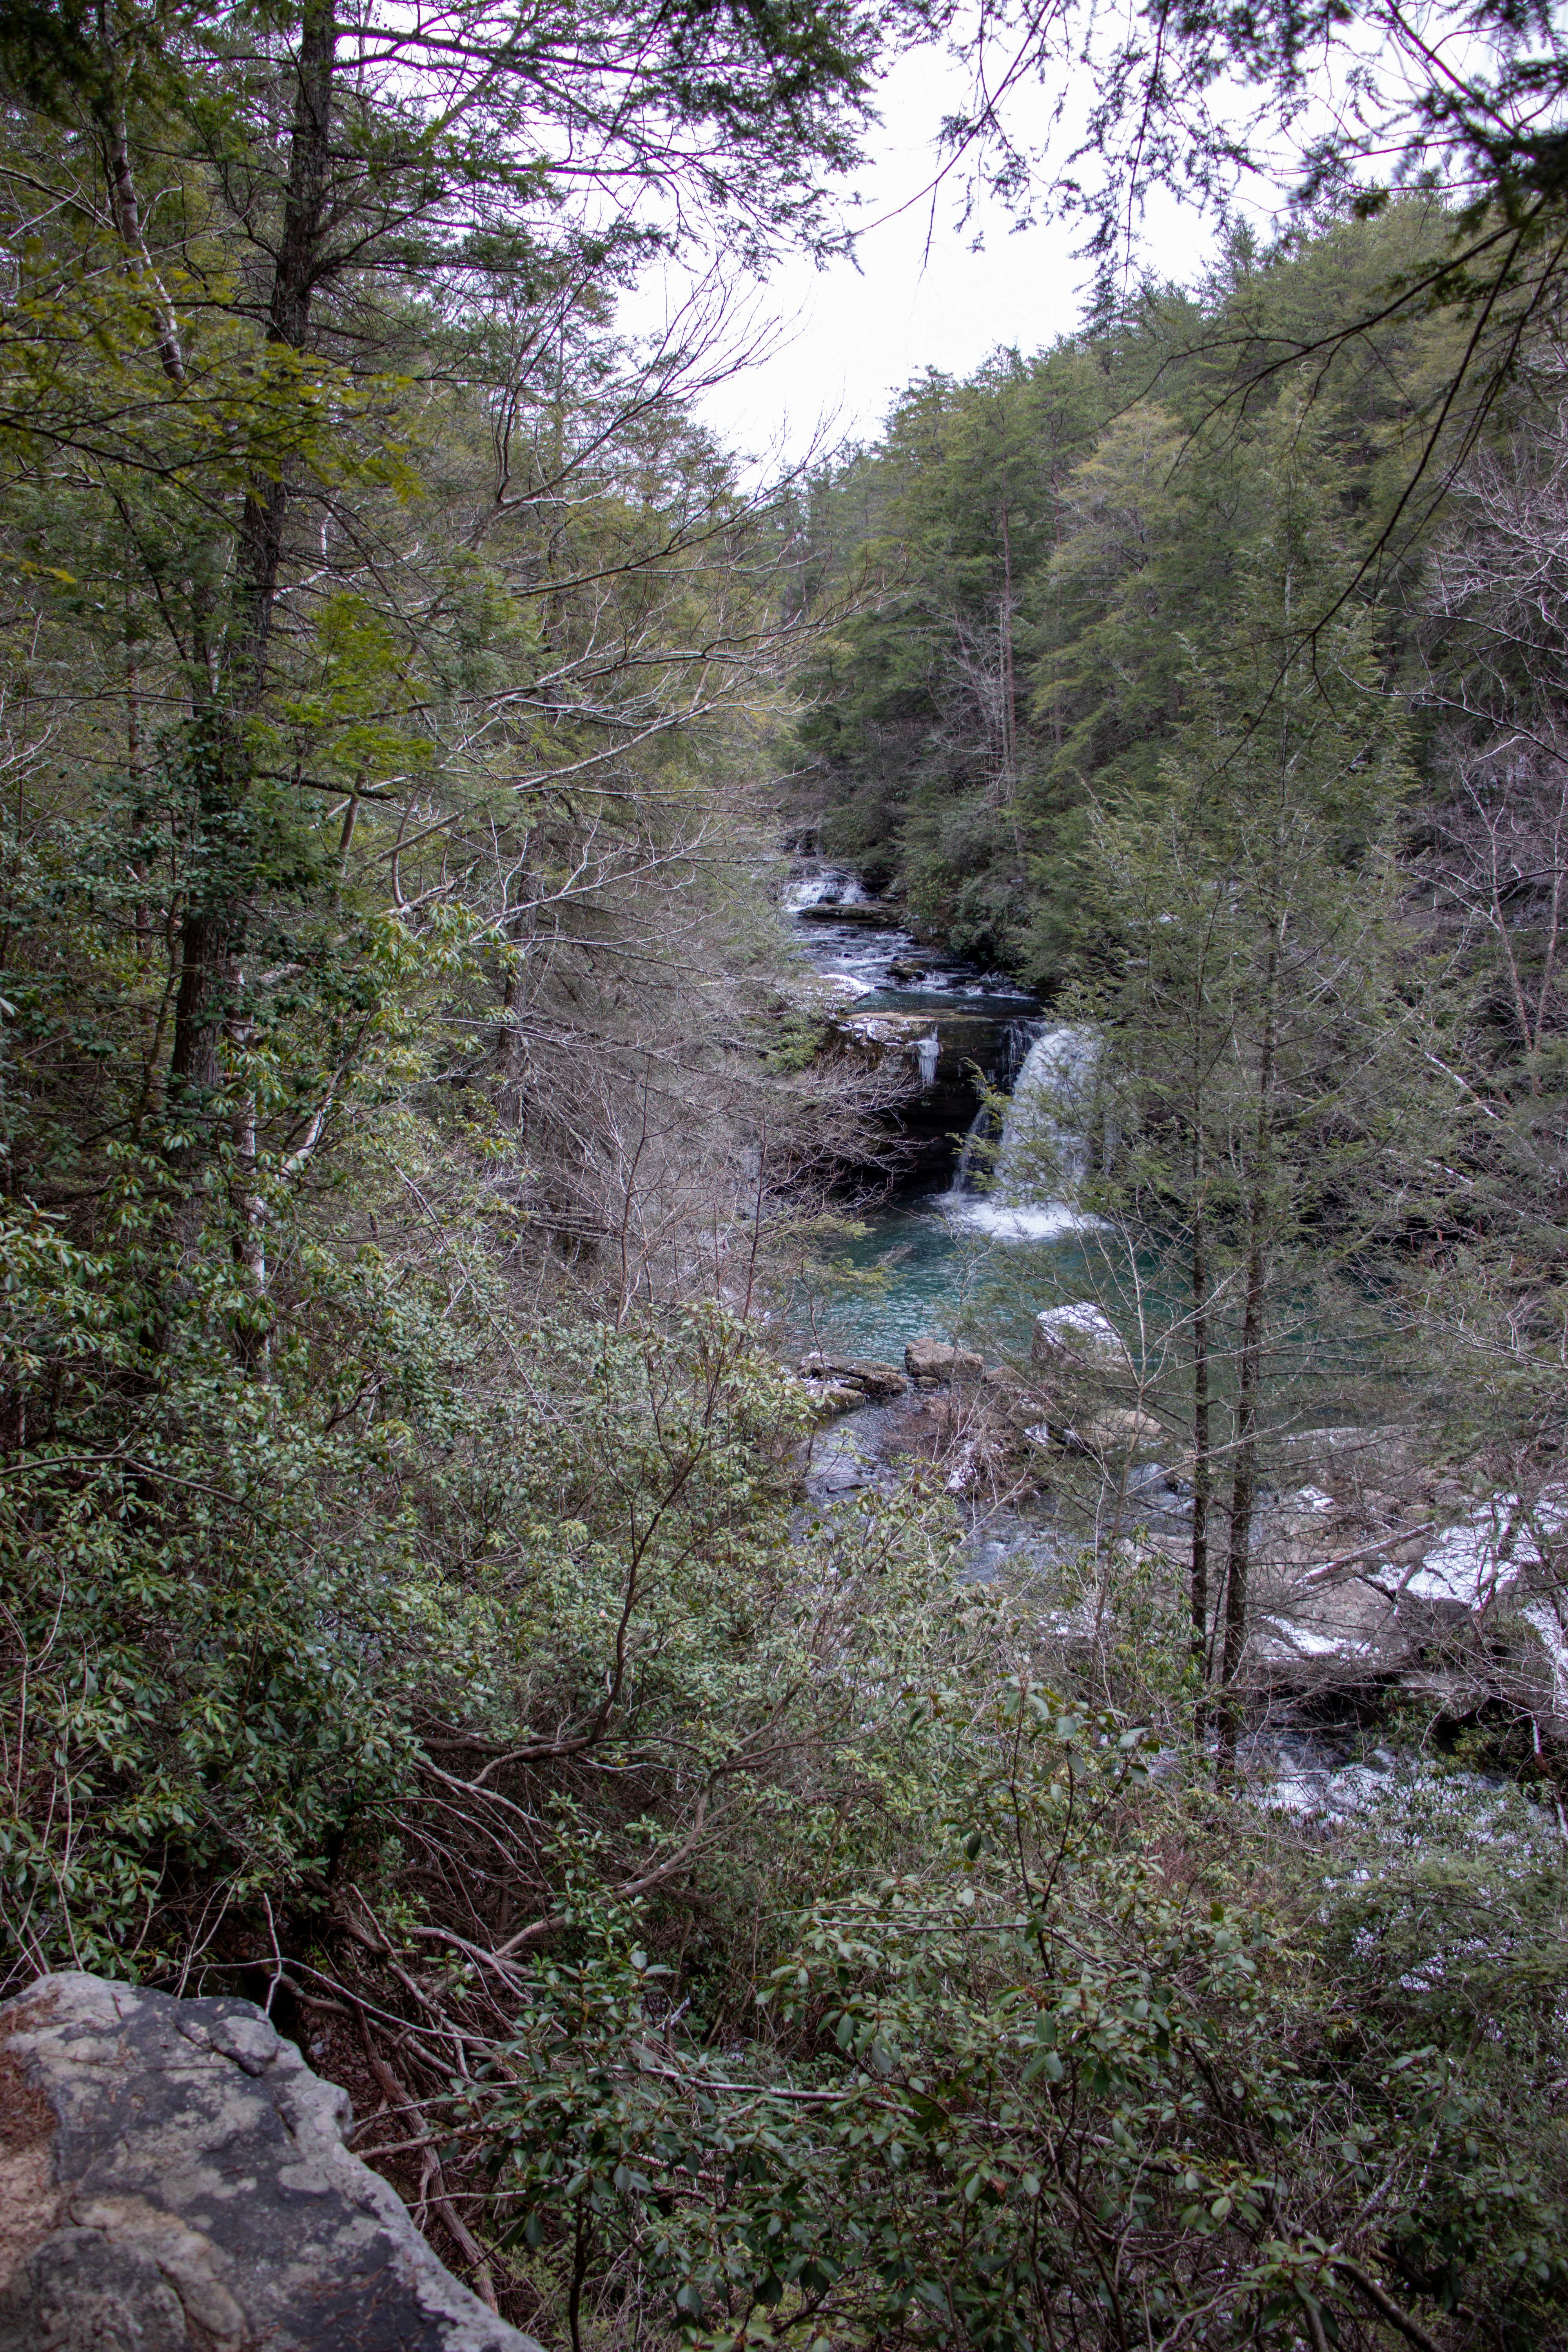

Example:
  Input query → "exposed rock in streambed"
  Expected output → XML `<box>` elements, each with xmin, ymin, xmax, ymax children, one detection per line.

<box><xmin>797</xmin><ymin>1352</ymin><xmax>909</xmax><ymax>1400</ymax></box>
<box><xmin>904</xmin><ymin>1336</ymin><xmax>984</xmax><ymax>1384</ymax></box>
<box><xmin>791</xmin><ymin>1338</ymin><xmax>1568</xmax><ymax>1741</ymax></box>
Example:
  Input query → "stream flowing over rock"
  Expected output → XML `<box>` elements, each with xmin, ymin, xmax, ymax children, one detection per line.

<box><xmin>944</xmin><ymin>1024</ymin><xmax>1104</xmax><ymax>1239</ymax></box>
<box><xmin>780</xmin><ymin>864</ymin><xmax>1568</xmax><ymax>1753</ymax></box>
<box><xmin>0</xmin><ymin>1972</ymin><xmax>542</xmax><ymax>2352</ymax></box>
<box><xmin>783</xmin><ymin>857</ymin><xmax>1045</xmax><ymax>1180</ymax></box>
<box><xmin>781</xmin><ymin>866</ymin><xmax>866</xmax><ymax>912</ymax></box>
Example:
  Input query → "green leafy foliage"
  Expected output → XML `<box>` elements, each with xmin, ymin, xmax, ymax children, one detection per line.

<box><xmin>458</xmin><ymin>1674</ymin><xmax>1568</xmax><ymax>2349</ymax></box>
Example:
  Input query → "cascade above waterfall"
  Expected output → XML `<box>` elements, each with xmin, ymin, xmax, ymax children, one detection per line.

<box><xmin>783</xmin><ymin>867</ymin><xmax>867</xmax><ymax>913</ymax></box>
<box><xmin>780</xmin><ymin>853</ymin><xmax>1048</xmax><ymax>1183</ymax></box>
<box><xmin>945</xmin><ymin>1023</ymin><xmax>1104</xmax><ymax>1240</ymax></box>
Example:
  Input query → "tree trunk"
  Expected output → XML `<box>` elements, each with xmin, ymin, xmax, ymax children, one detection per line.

<box><xmin>167</xmin><ymin>0</ymin><xmax>336</xmax><ymax>1137</ymax></box>
<box><xmin>234</xmin><ymin>0</ymin><xmax>336</xmax><ymax>689</ymax></box>
<box><xmin>1190</xmin><ymin>1202</ymin><xmax>1212</xmax><ymax>1699</ymax></box>
<box><xmin>1216</xmin><ymin>938</ymin><xmax>1280</xmax><ymax>1779</ymax></box>
<box><xmin>167</xmin><ymin>895</ymin><xmax>235</xmax><ymax>1116</ymax></box>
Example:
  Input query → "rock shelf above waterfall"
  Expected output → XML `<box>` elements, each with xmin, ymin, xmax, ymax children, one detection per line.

<box><xmin>782</xmin><ymin>866</ymin><xmax>1047</xmax><ymax>1181</ymax></box>
<box><xmin>797</xmin><ymin>900</ymin><xmax>902</xmax><ymax>927</ymax></box>
<box><xmin>829</xmin><ymin>1007</ymin><xmax>942</xmax><ymax>1091</ymax></box>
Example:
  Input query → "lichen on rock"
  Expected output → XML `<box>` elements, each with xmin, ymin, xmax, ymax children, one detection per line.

<box><xmin>0</xmin><ymin>1971</ymin><xmax>544</xmax><ymax>2352</ymax></box>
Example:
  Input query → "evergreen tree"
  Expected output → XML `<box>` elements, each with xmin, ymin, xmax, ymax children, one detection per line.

<box><xmin>1079</xmin><ymin>428</ymin><xmax>1452</xmax><ymax>1759</ymax></box>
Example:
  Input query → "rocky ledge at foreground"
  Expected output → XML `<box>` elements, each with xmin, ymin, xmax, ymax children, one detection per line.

<box><xmin>0</xmin><ymin>1971</ymin><xmax>543</xmax><ymax>2352</ymax></box>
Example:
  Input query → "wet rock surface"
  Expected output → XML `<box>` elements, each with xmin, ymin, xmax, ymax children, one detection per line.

<box><xmin>797</xmin><ymin>1352</ymin><xmax>909</xmax><ymax>1401</ymax></box>
<box><xmin>0</xmin><ymin>1972</ymin><xmax>542</xmax><ymax>2352</ymax></box>
<box><xmin>799</xmin><ymin>1376</ymin><xmax>866</xmax><ymax>1422</ymax></box>
<box><xmin>904</xmin><ymin>1336</ymin><xmax>984</xmax><ymax>1383</ymax></box>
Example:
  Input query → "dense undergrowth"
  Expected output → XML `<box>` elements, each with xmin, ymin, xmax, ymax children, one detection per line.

<box><xmin>13</xmin><ymin>1156</ymin><xmax>1565</xmax><ymax>2352</ymax></box>
<box><xmin>2</xmin><ymin>4</ymin><xmax>1568</xmax><ymax>2348</ymax></box>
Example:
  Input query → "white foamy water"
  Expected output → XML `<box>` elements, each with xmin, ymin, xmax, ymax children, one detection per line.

<box><xmin>942</xmin><ymin>1198</ymin><xmax>1101</xmax><ymax>1241</ymax></box>
<box><xmin>943</xmin><ymin>1022</ymin><xmax>1105</xmax><ymax>1241</ymax></box>
<box><xmin>993</xmin><ymin>1025</ymin><xmax>1099</xmax><ymax>1198</ymax></box>
<box><xmin>783</xmin><ymin>868</ymin><xmax>866</xmax><ymax>912</ymax></box>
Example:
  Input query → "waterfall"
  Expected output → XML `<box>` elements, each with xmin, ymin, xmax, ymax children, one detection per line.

<box><xmin>949</xmin><ymin>1016</ymin><xmax>1044</xmax><ymax>1191</ymax></box>
<box><xmin>996</xmin><ymin>1025</ymin><xmax>1098</xmax><ymax>1194</ymax></box>
<box><xmin>916</xmin><ymin>1031</ymin><xmax>939</xmax><ymax>1089</ymax></box>
<box><xmin>1003</xmin><ymin>1016</ymin><xmax>1044</xmax><ymax>1085</ymax></box>
<box><xmin>783</xmin><ymin>867</ymin><xmax>867</xmax><ymax>913</ymax></box>
<box><xmin>944</xmin><ymin>1023</ymin><xmax>1103</xmax><ymax>1240</ymax></box>
<box><xmin>951</xmin><ymin>1104</ymin><xmax>999</xmax><ymax>1193</ymax></box>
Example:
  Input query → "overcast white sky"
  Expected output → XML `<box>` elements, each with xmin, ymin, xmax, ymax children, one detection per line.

<box><xmin>628</xmin><ymin>42</ymin><xmax>1233</xmax><ymax>467</ymax></box>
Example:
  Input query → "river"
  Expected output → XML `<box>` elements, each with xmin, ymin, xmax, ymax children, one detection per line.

<box><xmin>785</xmin><ymin>865</ymin><xmax>1112</xmax><ymax>1365</ymax></box>
<box><xmin>779</xmin><ymin>864</ymin><xmax>1568</xmax><ymax>1808</ymax></box>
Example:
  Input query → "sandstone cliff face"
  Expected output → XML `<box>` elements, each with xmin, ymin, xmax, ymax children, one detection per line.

<box><xmin>0</xmin><ymin>1971</ymin><xmax>545</xmax><ymax>2352</ymax></box>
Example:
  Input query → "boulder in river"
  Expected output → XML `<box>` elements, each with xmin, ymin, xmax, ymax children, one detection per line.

<box><xmin>1022</xmin><ymin>1409</ymin><xmax>1164</xmax><ymax>1459</ymax></box>
<box><xmin>797</xmin><ymin>1353</ymin><xmax>909</xmax><ymax>1400</ymax></box>
<box><xmin>905</xmin><ymin>1336</ymin><xmax>984</xmax><ymax>1384</ymax></box>
<box><xmin>1031</xmin><ymin>1303</ymin><xmax>1133</xmax><ymax>1377</ymax></box>
<box><xmin>1080</xmin><ymin>1407</ymin><xmax>1165</xmax><ymax>1455</ymax></box>
<box><xmin>799</xmin><ymin>1377</ymin><xmax>866</xmax><ymax>1422</ymax></box>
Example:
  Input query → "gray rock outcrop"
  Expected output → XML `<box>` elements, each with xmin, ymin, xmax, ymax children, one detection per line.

<box><xmin>1031</xmin><ymin>1303</ymin><xmax>1132</xmax><ymax>1376</ymax></box>
<box><xmin>904</xmin><ymin>1336</ymin><xmax>983</xmax><ymax>1384</ymax></box>
<box><xmin>797</xmin><ymin>1352</ymin><xmax>908</xmax><ymax>1401</ymax></box>
<box><xmin>0</xmin><ymin>1971</ymin><xmax>543</xmax><ymax>2352</ymax></box>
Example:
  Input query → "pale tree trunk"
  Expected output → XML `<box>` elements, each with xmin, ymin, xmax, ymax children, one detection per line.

<box><xmin>1190</xmin><ymin>1199</ymin><xmax>1212</xmax><ymax>1699</ymax></box>
<box><xmin>1216</xmin><ymin>933</ymin><xmax>1280</xmax><ymax>1779</ymax></box>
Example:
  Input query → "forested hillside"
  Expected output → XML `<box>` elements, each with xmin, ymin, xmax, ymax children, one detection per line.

<box><xmin>3</xmin><ymin>4</ymin><xmax>1568</xmax><ymax>2348</ymax></box>
<box><xmin>791</xmin><ymin>207</ymin><xmax>1512</xmax><ymax>980</ymax></box>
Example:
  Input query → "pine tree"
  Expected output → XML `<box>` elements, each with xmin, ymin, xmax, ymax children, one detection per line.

<box><xmin>1080</xmin><ymin>423</ymin><xmax>1454</xmax><ymax>1764</ymax></box>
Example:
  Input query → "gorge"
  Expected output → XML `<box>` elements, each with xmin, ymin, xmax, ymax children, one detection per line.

<box><xmin>3</xmin><ymin>13</ymin><xmax>1567</xmax><ymax>2341</ymax></box>
<box><xmin>782</xmin><ymin>860</ymin><xmax>1568</xmax><ymax>1795</ymax></box>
